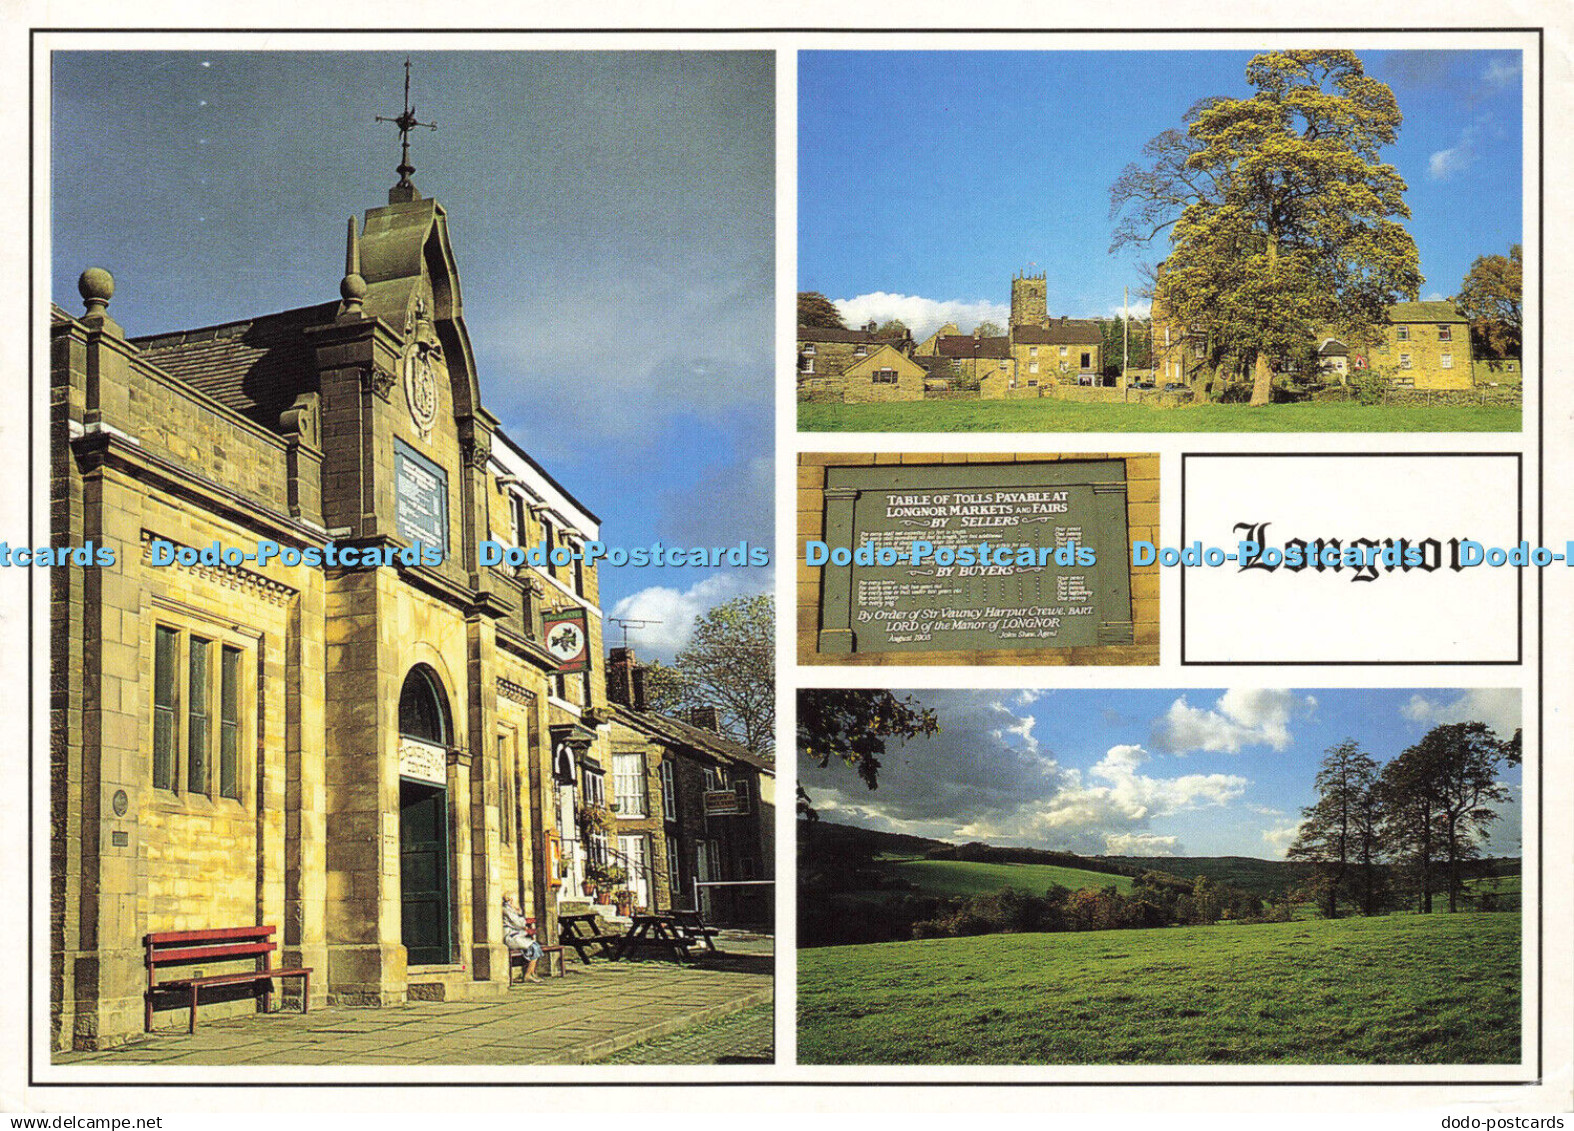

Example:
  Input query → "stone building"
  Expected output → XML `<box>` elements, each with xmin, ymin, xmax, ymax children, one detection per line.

<box><xmin>603</xmin><ymin>649</ymin><xmax>774</xmax><ymax>925</ymax></box>
<box><xmin>1367</xmin><ymin>301</ymin><xmax>1472</xmax><ymax>390</ymax></box>
<box><xmin>51</xmin><ymin>164</ymin><xmax>623</xmax><ymax>1048</ymax></box>
<box><xmin>796</xmin><ymin>322</ymin><xmax>914</xmax><ymax>399</ymax></box>
<box><xmin>838</xmin><ymin>345</ymin><xmax>927</xmax><ymax>403</ymax></box>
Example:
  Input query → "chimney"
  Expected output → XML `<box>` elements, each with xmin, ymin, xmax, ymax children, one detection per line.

<box><xmin>607</xmin><ymin>647</ymin><xmax>637</xmax><ymax>708</ymax></box>
<box><xmin>631</xmin><ymin>666</ymin><xmax>648</xmax><ymax>712</ymax></box>
<box><xmin>687</xmin><ymin>706</ymin><xmax>721</xmax><ymax>733</ymax></box>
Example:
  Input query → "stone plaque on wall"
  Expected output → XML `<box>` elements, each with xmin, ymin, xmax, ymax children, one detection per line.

<box><xmin>395</xmin><ymin>440</ymin><xmax>448</xmax><ymax>554</ymax></box>
<box><xmin>816</xmin><ymin>461</ymin><xmax>1134</xmax><ymax>655</ymax></box>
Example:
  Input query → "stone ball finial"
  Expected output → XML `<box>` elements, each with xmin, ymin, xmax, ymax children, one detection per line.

<box><xmin>79</xmin><ymin>268</ymin><xmax>114</xmax><ymax>315</ymax></box>
<box><xmin>340</xmin><ymin>271</ymin><xmax>367</xmax><ymax>313</ymax></box>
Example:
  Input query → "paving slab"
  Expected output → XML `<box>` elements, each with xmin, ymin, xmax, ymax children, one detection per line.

<box><xmin>56</xmin><ymin>937</ymin><xmax>773</xmax><ymax>1068</ymax></box>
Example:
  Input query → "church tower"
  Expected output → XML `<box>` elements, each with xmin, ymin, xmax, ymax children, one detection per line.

<box><xmin>1011</xmin><ymin>271</ymin><xmax>1048</xmax><ymax>330</ymax></box>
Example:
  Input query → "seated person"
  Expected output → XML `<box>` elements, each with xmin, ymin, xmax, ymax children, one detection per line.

<box><xmin>502</xmin><ymin>894</ymin><xmax>544</xmax><ymax>982</ymax></box>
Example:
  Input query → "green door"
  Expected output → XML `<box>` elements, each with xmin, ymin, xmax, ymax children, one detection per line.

<box><xmin>399</xmin><ymin>778</ymin><xmax>451</xmax><ymax>966</ymax></box>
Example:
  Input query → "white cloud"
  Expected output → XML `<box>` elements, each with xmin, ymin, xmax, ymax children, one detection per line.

<box><xmin>833</xmin><ymin>292</ymin><xmax>1011</xmax><ymax>341</ymax></box>
<box><xmin>608</xmin><ymin>571</ymin><xmax>770</xmax><ymax>659</ymax></box>
<box><xmin>1104</xmin><ymin>832</ymin><xmax>1178</xmax><ymax>856</ymax></box>
<box><xmin>1103</xmin><ymin>300</ymin><xmax>1151</xmax><ymax>320</ymax></box>
<box><xmin>1150</xmin><ymin>689</ymin><xmax>1316</xmax><ymax>754</ymax></box>
<box><xmin>945</xmin><ymin>743</ymin><xmax>1246</xmax><ymax>854</ymax></box>
<box><xmin>1484</xmin><ymin>58</ymin><xmax>1522</xmax><ymax>87</ymax></box>
<box><xmin>1429</xmin><ymin>123</ymin><xmax>1484</xmax><ymax>181</ymax></box>
<box><xmin>1261</xmin><ymin>822</ymin><xmax>1304</xmax><ymax>859</ymax></box>
<box><xmin>1400</xmin><ymin>689</ymin><xmax>1522</xmax><ymax>740</ymax></box>
<box><xmin>1015</xmin><ymin>689</ymin><xmax>1045</xmax><ymax>706</ymax></box>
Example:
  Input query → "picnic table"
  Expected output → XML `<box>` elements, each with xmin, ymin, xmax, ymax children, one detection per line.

<box><xmin>556</xmin><ymin>912</ymin><xmax>620</xmax><ymax>964</ymax></box>
<box><xmin>612</xmin><ymin>910</ymin><xmax>722</xmax><ymax>962</ymax></box>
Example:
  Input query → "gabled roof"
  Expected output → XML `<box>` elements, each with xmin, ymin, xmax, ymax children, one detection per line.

<box><xmin>131</xmin><ymin>302</ymin><xmax>338</xmax><ymax>433</ymax></box>
<box><xmin>845</xmin><ymin>343</ymin><xmax>925</xmax><ymax>378</ymax></box>
<box><xmin>609</xmin><ymin>703</ymin><xmax>774</xmax><ymax>775</ymax></box>
<box><xmin>1318</xmin><ymin>338</ymin><xmax>1350</xmax><ymax>357</ymax></box>
<box><xmin>1388</xmin><ymin>301</ymin><xmax>1467</xmax><ymax>323</ymax></box>
<box><xmin>936</xmin><ymin>335</ymin><xmax>1011</xmax><ymax>359</ymax></box>
<box><xmin>797</xmin><ymin>325</ymin><xmax>906</xmax><ymax>345</ymax></box>
<box><xmin>1013</xmin><ymin>320</ymin><xmax>1102</xmax><ymax>345</ymax></box>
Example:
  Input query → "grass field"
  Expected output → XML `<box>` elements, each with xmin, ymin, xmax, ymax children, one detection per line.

<box><xmin>798</xmin><ymin>913</ymin><xmax>1519</xmax><ymax>1065</ymax></box>
<box><xmin>879</xmin><ymin>857</ymin><xmax>1133</xmax><ymax>899</ymax></box>
<box><xmin>798</xmin><ymin>399</ymin><xmax>1520</xmax><ymax>433</ymax></box>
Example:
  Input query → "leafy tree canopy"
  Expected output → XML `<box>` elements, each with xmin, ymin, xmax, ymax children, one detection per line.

<box><xmin>651</xmin><ymin>595</ymin><xmax>774</xmax><ymax>755</ymax></box>
<box><xmin>1457</xmin><ymin>244</ymin><xmax>1522</xmax><ymax>358</ymax></box>
<box><xmin>973</xmin><ymin>320</ymin><xmax>1004</xmax><ymax>338</ymax></box>
<box><xmin>798</xmin><ymin>291</ymin><xmax>846</xmax><ymax>329</ymax></box>
<box><xmin>797</xmin><ymin>690</ymin><xmax>939</xmax><ymax>807</ymax></box>
<box><xmin>1111</xmin><ymin>50</ymin><xmax>1423</xmax><ymax>405</ymax></box>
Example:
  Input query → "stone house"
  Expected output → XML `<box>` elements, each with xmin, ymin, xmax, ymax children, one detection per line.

<box><xmin>603</xmin><ymin>649</ymin><xmax>774</xmax><ymax>926</ymax></box>
<box><xmin>935</xmin><ymin>333</ymin><xmax>1014</xmax><ymax>391</ymax></box>
<box><xmin>1011</xmin><ymin>321</ymin><xmax>1103</xmax><ymax>384</ymax></box>
<box><xmin>51</xmin><ymin>172</ymin><xmax>622</xmax><ymax>1049</ymax></box>
<box><xmin>1367</xmin><ymin>301</ymin><xmax>1472</xmax><ymax>390</ymax></box>
<box><xmin>796</xmin><ymin>322</ymin><xmax>913</xmax><ymax>399</ymax></box>
<box><xmin>1149</xmin><ymin>280</ymin><xmax>1213</xmax><ymax>393</ymax></box>
<box><xmin>840</xmin><ymin>344</ymin><xmax>926</xmax><ymax>403</ymax></box>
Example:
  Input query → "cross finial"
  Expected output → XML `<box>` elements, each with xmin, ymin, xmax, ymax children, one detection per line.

<box><xmin>376</xmin><ymin>58</ymin><xmax>437</xmax><ymax>201</ymax></box>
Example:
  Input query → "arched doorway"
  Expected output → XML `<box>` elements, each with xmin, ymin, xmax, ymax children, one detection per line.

<box><xmin>398</xmin><ymin>665</ymin><xmax>453</xmax><ymax>966</ymax></box>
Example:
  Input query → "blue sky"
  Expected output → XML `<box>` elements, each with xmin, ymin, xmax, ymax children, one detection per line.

<box><xmin>51</xmin><ymin>50</ymin><xmax>774</xmax><ymax>655</ymax></box>
<box><xmin>798</xmin><ymin>687</ymin><xmax>1523</xmax><ymax>859</ymax></box>
<box><xmin>799</xmin><ymin>48</ymin><xmax>1524</xmax><ymax>336</ymax></box>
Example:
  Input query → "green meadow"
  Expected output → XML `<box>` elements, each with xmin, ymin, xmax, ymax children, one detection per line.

<box><xmin>798</xmin><ymin>913</ymin><xmax>1519</xmax><ymax>1065</ymax></box>
<box><xmin>878</xmin><ymin>857</ymin><xmax>1134</xmax><ymax>899</ymax></box>
<box><xmin>798</xmin><ymin>399</ymin><xmax>1520</xmax><ymax>433</ymax></box>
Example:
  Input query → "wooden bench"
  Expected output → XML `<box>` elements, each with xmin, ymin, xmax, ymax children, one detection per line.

<box><xmin>144</xmin><ymin>926</ymin><xmax>311</xmax><ymax>1034</ymax></box>
<box><xmin>508</xmin><ymin>944</ymin><xmax>566</xmax><ymax>981</ymax></box>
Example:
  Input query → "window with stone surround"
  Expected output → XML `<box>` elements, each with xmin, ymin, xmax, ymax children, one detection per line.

<box><xmin>660</xmin><ymin>758</ymin><xmax>678</xmax><ymax>822</ymax></box>
<box><xmin>872</xmin><ymin>368</ymin><xmax>898</xmax><ymax>384</ymax></box>
<box><xmin>1438</xmin><ymin>324</ymin><xmax>1452</xmax><ymax>342</ymax></box>
<box><xmin>1401</xmin><ymin>353</ymin><xmax>1413</xmax><ymax>369</ymax></box>
<box><xmin>1441</xmin><ymin>353</ymin><xmax>1453</xmax><ymax>369</ymax></box>
<box><xmin>1396</xmin><ymin>325</ymin><xmax>1410</xmax><ymax>341</ymax></box>
<box><xmin>152</xmin><ymin>623</ymin><xmax>250</xmax><ymax>801</ymax></box>
<box><xmin>614</xmin><ymin>752</ymin><xmax>648</xmax><ymax>817</ymax></box>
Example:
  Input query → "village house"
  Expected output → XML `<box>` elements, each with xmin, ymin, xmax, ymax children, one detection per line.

<box><xmin>1365</xmin><ymin>301</ymin><xmax>1472</xmax><ymax>390</ymax></box>
<box><xmin>603</xmin><ymin>649</ymin><xmax>774</xmax><ymax>926</ymax></box>
<box><xmin>796</xmin><ymin>322</ymin><xmax>914</xmax><ymax>399</ymax></box>
<box><xmin>48</xmin><ymin>150</ymin><xmax>677</xmax><ymax>1048</ymax></box>
<box><xmin>801</xmin><ymin>272</ymin><xmax>1102</xmax><ymax>402</ymax></box>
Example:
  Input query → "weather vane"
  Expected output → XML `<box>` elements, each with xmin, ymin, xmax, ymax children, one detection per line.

<box><xmin>376</xmin><ymin>58</ymin><xmax>437</xmax><ymax>191</ymax></box>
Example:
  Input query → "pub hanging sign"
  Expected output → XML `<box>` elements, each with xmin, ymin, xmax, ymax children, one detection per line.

<box><xmin>542</xmin><ymin>608</ymin><xmax>590</xmax><ymax>672</ymax></box>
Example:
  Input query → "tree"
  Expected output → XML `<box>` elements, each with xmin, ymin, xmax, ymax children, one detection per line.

<box><xmin>1457</xmin><ymin>245</ymin><xmax>1522</xmax><ymax>358</ymax></box>
<box><xmin>1287</xmin><ymin>739</ymin><xmax>1379</xmax><ymax>918</ymax></box>
<box><xmin>1111</xmin><ymin>50</ymin><xmax>1422</xmax><ymax>406</ymax></box>
<box><xmin>797</xmin><ymin>291</ymin><xmax>845</xmax><ymax>329</ymax></box>
<box><xmin>796</xmin><ymin>689</ymin><xmax>939</xmax><ymax>802</ymax></box>
<box><xmin>973</xmin><ymin>319</ymin><xmax>1004</xmax><ymax>338</ymax></box>
<box><xmin>874</xmin><ymin>319</ymin><xmax>909</xmax><ymax>336</ymax></box>
<box><xmin>1406</xmin><ymin>722</ymin><xmax>1513</xmax><ymax>912</ymax></box>
<box><xmin>1377</xmin><ymin>745</ymin><xmax>1443</xmax><ymax>913</ymax></box>
<box><xmin>657</xmin><ymin>595</ymin><xmax>774</xmax><ymax>755</ymax></box>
